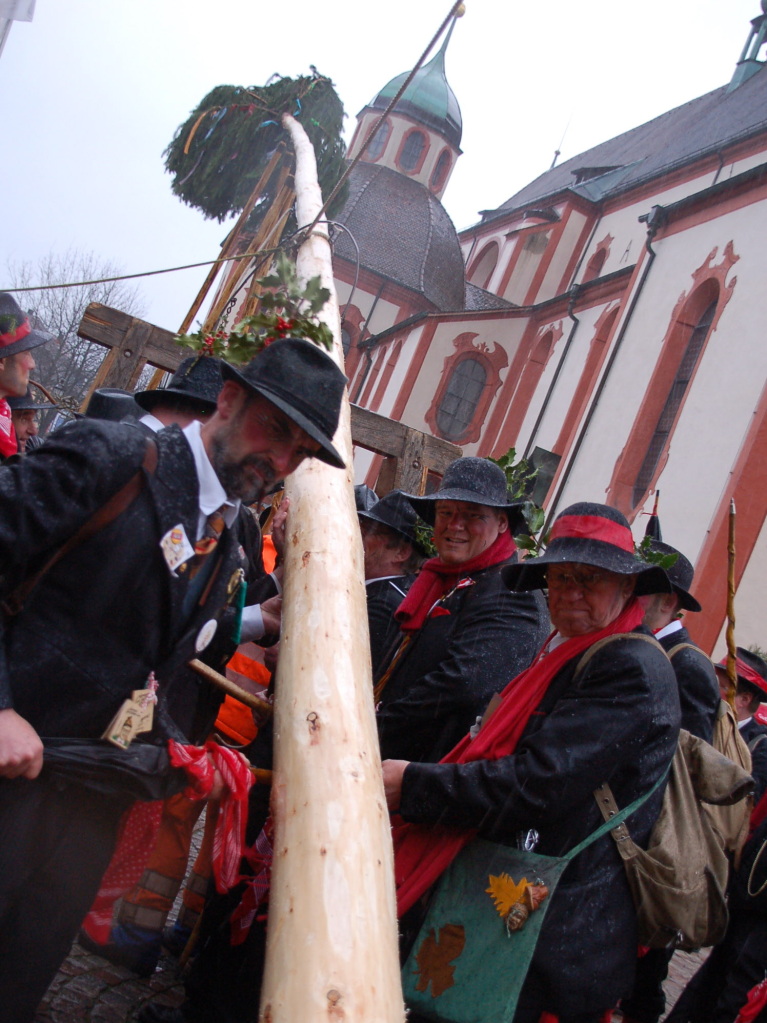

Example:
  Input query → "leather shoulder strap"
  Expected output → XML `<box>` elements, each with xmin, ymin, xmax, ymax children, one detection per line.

<box><xmin>667</xmin><ymin>641</ymin><xmax>706</xmax><ymax>661</ymax></box>
<box><xmin>574</xmin><ymin>631</ymin><xmax>664</xmax><ymax>678</ymax></box>
<box><xmin>3</xmin><ymin>438</ymin><xmax>158</xmax><ymax>617</ymax></box>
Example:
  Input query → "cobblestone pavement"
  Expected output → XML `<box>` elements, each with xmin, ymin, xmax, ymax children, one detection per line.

<box><xmin>33</xmin><ymin>940</ymin><xmax>708</xmax><ymax>1022</ymax></box>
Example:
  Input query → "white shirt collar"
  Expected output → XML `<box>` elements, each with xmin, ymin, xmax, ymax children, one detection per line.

<box><xmin>139</xmin><ymin>412</ymin><xmax>165</xmax><ymax>433</ymax></box>
<box><xmin>182</xmin><ymin>420</ymin><xmax>240</xmax><ymax>536</ymax></box>
<box><xmin>654</xmin><ymin>619</ymin><xmax>684</xmax><ymax>641</ymax></box>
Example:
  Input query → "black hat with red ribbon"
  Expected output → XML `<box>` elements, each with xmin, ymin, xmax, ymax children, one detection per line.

<box><xmin>716</xmin><ymin>647</ymin><xmax>767</xmax><ymax>698</ymax></box>
<box><xmin>0</xmin><ymin>293</ymin><xmax>53</xmax><ymax>357</ymax></box>
<box><xmin>503</xmin><ymin>501</ymin><xmax>672</xmax><ymax>595</ymax></box>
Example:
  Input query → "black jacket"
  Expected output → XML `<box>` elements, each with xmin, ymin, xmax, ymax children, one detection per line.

<box><xmin>0</xmin><ymin>419</ymin><xmax>245</xmax><ymax>741</ymax></box>
<box><xmin>376</xmin><ymin>556</ymin><xmax>549</xmax><ymax>763</ymax></box>
<box><xmin>659</xmin><ymin>625</ymin><xmax>720</xmax><ymax>742</ymax></box>
<box><xmin>366</xmin><ymin>575</ymin><xmax>415</xmax><ymax>678</ymax></box>
<box><xmin>399</xmin><ymin>628</ymin><xmax>680</xmax><ymax>1016</ymax></box>
<box><xmin>741</xmin><ymin>717</ymin><xmax>767</xmax><ymax>803</ymax></box>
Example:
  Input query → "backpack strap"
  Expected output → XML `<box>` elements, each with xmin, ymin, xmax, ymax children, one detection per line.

<box><xmin>574</xmin><ymin>631</ymin><xmax>664</xmax><ymax>678</ymax></box>
<box><xmin>2</xmin><ymin>438</ymin><xmax>158</xmax><ymax>617</ymax></box>
<box><xmin>749</xmin><ymin>733</ymin><xmax>767</xmax><ymax>753</ymax></box>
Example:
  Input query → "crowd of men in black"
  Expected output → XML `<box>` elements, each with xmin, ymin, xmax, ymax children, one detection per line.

<box><xmin>1</xmin><ymin>290</ymin><xmax>766</xmax><ymax>1023</ymax></box>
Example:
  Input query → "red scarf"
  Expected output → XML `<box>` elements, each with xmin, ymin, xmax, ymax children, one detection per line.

<box><xmin>396</xmin><ymin>530</ymin><xmax>517</xmax><ymax>633</ymax></box>
<box><xmin>0</xmin><ymin>400</ymin><xmax>17</xmax><ymax>459</ymax></box>
<box><xmin>394</xmin><ymin>597</ymin><xmax>646</xmax><ymax>915</ymax></box>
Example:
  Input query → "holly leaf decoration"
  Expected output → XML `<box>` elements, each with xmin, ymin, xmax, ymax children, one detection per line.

<box><xmin>635</xmin><ymin>534</ymin><xmax>679</xmax><ymax>569</ymax></box>
<box><xmin>176</xmin><ymin>253</ymin><xmax>334</xmax><ymax>364</ymax></box>
<box><xmin>414</xmin><ymin>923</ymin><xmax>466</xmax><ymax>997</ymax></box>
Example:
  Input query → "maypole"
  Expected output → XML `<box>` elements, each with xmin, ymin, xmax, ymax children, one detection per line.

<box><xmin>725</xmin><ymin>498</ymin><xmax>738</xmax><ymax>708</ymax></box>
<box><xmin>257</xmin><ymin>111</ymin><xmax>404</xmax><ymax>1023</ymax></box>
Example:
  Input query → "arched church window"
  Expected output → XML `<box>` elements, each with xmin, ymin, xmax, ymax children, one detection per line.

<box><xmin>436</xmin><ymin>357</ymin><xmax>487</xmax><ymax>440</ymax></box>
<box><xmin>468</xmin><ymin>243</ymin><xmax>499</xmax><ymax>290</ymax></box>
<box><xmin>399</xmin><ymin>130</ymin><xmax>426</xmax><ymax>173</ymax></box>
<box><xmin>366</xmin><ymin>121</ymin><xmax>390</xmax><ymax>161</ymax></box>
<box><xmin>632</xmin><ymin>298</ymin><xmax>717</xmax><ymax>507</ymax></box>
<box><xmin>430</xmin><ymin>150</ymin><xmax>451</xmax><ymax>191</ymax></box>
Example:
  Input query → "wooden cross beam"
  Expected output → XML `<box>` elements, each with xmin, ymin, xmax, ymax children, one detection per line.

<box><xmin>78</xmin><ymin>302</ymin><xmax>461</xmax><ymax>492</ymax></box>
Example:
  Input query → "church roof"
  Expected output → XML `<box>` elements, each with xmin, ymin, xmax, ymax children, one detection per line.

<box><xmin>332</xmin><ymin>162</ymin><xmax>466</xmax><ymax>312</ymax></box>
<box><xmin>481</xmin><ymin>64</ymin><xmax>767</xmax><ymax>223</ymax></box>
<box><xmin>368</xmin><ymin>32</ymin><xmax>462</xmax><ymax>148</ymax></box>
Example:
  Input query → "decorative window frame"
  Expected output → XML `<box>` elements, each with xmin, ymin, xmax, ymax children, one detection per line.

<box><xmin>583</xmin><ymin>233</ymin><xmax>614</xmax><ymax>283</ymax></box>
<box><xmin>467</xmin><ymin>242</ymin><xmax>500</xmax><ymax>290</ymax></box>
<box><xmin>606</xmin><ymin>242</ymin><xmax>739</xmax><ymax>515</ymax></box>
<box><xmin>396</xmin><ymin>127</ymin><xmax>429</xmax><ymax>176</ymax></box>
<box><xmin>365</xmin><ymin>117</ymin><xmax>392</xmax><ymax>163</ymax></box>
<box><xmin>429</xmin><ymin>147</ymin><xmax>452</xmax><ymax>192</ymax></box>
<box><xmin>426</xmin><ymin>332</ymin><xmax>508</xmax><ymax>444</ymax></box>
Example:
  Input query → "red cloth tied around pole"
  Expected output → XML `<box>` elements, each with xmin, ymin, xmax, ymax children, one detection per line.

<box><xmin>395</xmin><ymin>530</ymin><xmax>516</xmax><ymax>633</ymax></box>
<box><xmin>168</xmin><ymin>740</ymin><xmax>253</xmax><ymax>893</ymax></box>
<box><xmin>736</xmin><ymin>978</ymin><xmax>767</xmax><ymax>1022</ymax></box>
<box><xmin>393</xmin><ymin>598</ymin><xmax>646</xmax><ymax>916</ymax></box>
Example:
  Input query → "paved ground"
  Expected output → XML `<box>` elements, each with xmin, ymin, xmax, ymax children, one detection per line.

<box><xmin>33</xmin><ymin>938</ymin><xmax>708</xmax><ymax>1022</ymax></box>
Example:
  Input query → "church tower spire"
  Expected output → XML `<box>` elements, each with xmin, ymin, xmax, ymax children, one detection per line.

<box><xmin>348</xmin><ymin>14</ymin><xmax>463</xmax><ymax>199</ymax></box>
<box><xmin>728</xmin><ymin>2</ymin><xmax>767</xmax><ymax>91</ymax></box>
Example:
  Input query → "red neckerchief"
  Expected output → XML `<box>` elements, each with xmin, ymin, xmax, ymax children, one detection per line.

<box><xmin>395</xmin><ymin>530</ymin><xmax>516</xmax><ymax>633</ymax></box>
<box><xmin>393</xmin><ymin>598</ymin><xmax>646</xmax><ymax>916</ymax></box>
<box><xmin>0</xmin><ymin>400</ymin><xmax>17</xmax><ymax>458</ymax></box>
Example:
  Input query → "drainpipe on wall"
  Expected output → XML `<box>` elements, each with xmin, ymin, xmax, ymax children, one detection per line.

<box><xmin>544</xmin><ymin>203</ymin><xmax>667</xmax><ymax>519</ymax></box>
<box><xmin>522</xmin><ymin>284</ymin><xmax>581</xmax><ymax>460</ymax></box>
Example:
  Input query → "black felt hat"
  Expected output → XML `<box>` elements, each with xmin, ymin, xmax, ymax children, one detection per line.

<box><xmin>220</xmin><ymin>338</ymin><xmax>346</xmax><ymax>469</ymax></box>
<box><xmin>0</xmin><ymin>293</ymin><xmax>53</xmax><ymax>357</ymax></box>
<box><xmin>84</xmin><ymin>388</ymin><xmax>142</xmax><ymax>422</ymax></box>
<box><xmin>716</xmin><ymin>647</ymin><xmax>767</xmax><ymax>697</ymax></box>
<box><xmin>645</xmin><ymin>539</ymin><xmax>702</xmax><ymax>612</ymax></box>
<box><xmin>6</xmin><ymin>386</ymin><xmax>54</xmax><ymax>412</ymax></box>
<box><xmin>405</xmin><ymin>457</ymin><xmax>528</xmax><ymax>532</ymax></box>
<box><xmin>503</xmin><ymin>501</ymin><xmax>672</xmax><ymax>596</ymax></box>
<box><xmin>354</xmin><ymin>484</ymin><xmax>378</xmax><ymax>512</ymax></box>
<box><xmin>359</xmin><ymin>490</ymin><xmax>422</xmax><ymax>547</ymax></box>
<box><xmin>134</xmin><ymin>355</ymin><xmax>224</xmax><ymax>412</ymax></box>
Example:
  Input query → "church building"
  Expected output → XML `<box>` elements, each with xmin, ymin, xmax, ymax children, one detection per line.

<box><xmin>332</xmin><ymin>6</ymin><xmax>767</xmax><ymax>656</ymax></box>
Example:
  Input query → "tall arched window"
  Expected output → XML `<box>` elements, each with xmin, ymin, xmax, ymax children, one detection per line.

<box><xmin>467</xmin><ymin>243</ymin><xmax>499</xmax><ymax>290</ymax></box>
<box><xmin>436</xmin><ymin>357</ymin><xmax>487</xmax><ymax>440</ymax></box>
<box><xmin>399</xmin><ymin>130</ymin><xmax>426</xmax><ymax>173</ymax></box>
<box><xmin>366</xmin><ymin>121</ymin><xmax>390</xmax><ymax>161</ymax></box>
<box><xmin>632</xmin><ymin>299</ymin><xmax>717</xmax><ymax>507</ymax></box>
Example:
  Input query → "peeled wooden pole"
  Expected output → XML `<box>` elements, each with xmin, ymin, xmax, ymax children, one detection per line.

<box><xmin>257</xmin><ymin>114</ymin><xmax>404</xmax><ymax>1023</ymax></box>
<box><xmin>725</xmin><ymin>498</ymin><xmax>738</xmax><ymax>708</ymax></box>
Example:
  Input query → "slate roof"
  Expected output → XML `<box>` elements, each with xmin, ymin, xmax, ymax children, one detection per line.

<box><xmin>332</xmin><ymin>162</ymin><xmax>466</xmax><ymax>312</ymax></box>
<box><xmin>481</xmin><ymin>64</ymin><xmax>767</xmax><ymax>223</ymax></box>
<box><xmin>464</xmin><ymin>282</ymin><xmax>514</xmax><ymax>311</ymax></box>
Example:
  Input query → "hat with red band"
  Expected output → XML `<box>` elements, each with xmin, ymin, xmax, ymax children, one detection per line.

<box><xmin>503</xmin><ymin>501</ymin><xmax>672</xmax><ymax>596</ymax></box>
<box><xmin>716</xmin><ymin>647</ymin><xmax>767</xmax><ymax>698</ymax></box>
<box><xmin>0</xmin><ymin>293</ymin><xmax>53</xmax><ymax>358</ymax></box>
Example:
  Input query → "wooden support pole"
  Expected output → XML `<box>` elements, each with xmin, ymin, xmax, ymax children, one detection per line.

<box><xmin>258</xmin><ymin>114</ymin><xmax>404</xmax><ymax>1023</ymax></box>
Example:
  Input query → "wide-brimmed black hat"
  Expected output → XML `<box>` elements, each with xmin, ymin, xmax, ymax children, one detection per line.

<box><xmin>84</xmin><ymin>388</ymin><xmax>142</xmax><ymax>422</ymax></box>
<box><xmin>354</xmin><ymin>484</ymin><xmax>378</xmax><ymax>512</ymax></box>
<box><xmin>359</xmin><ymin>490</ymin><xmax>422</xmax><ymax>548</ymax></box>
<box><xmin>503</xmin><ymin>501</ymin><xmax>672</xmax><ymax>596</ymax></box>
<box><xmin>405</xmin><ymin>457</ymin><xmax>528</xmax><ymax>532</ymax></box>
<box><xmin>6</xmin><ymin>386</ymin><xmax>54</xmax><ymax>412</ymax></box>
<box><xmin>0</xmin><ymin>293</ymin><xmax>53</xmax><ymax>357</ymax></box>
<box><xmin>645</xmin><ymin>539</ymin><xmax>701</xmax><ymax>612</ymax></box>
<box><xmin>134</xmin><ymin>355</ymin><xmax>224</xmax><ymax>413</ymax></box>
<box><xmin>220</xmin><ymin>338</ymin><xmax>346</xmax><ymax>469</ymax></box>
<box><xmin>716</xmin><ymin>647</ymin><xmax>767</xmax><ymax>698</ymax></box>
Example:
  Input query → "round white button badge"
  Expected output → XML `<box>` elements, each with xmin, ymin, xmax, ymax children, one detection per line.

<box><xmin>195</xmin><ymin>619</ymin><xmax>218</xmax><ymax>652</ymax></box>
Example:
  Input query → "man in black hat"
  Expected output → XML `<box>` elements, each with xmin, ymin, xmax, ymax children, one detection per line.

<box><xmin>639</xmin><ymin>540</ymin><xmax>720</xmax><ymax>742</ymax></box>
<box><xmin>716</xmin><ymin>648</ymin><xmax>767</xmax><ymax>802</ymax></box>
<box><xmin>620</xmin><ymin>542</ymin><xmax>721</xmax><ymax>1023</ymax></box>
<box><xmin>0</xmin><ymin>293</ymin><xmax>52</xmax><ymax>461</ymax></box>
<box><xmin>384</xmin><ymin>501</ymin><xmax>679</xmax><ymax>1023</ymax></box>
<box><xmin>375</xmin><ymin>456</ymin><xmax>549</xmax><ymax>765</ymax></box>
<box><xmin>358</xmin><ymin>489</ymin><xmax>425</xmax><ymax>676</ymax></box>
<box><xmin>0</xmin><ymin>337</ymin><xmax>346</xmax><ymax>1022</ymax></box>
<box><xmin>6</xmin><ymin>386</ymin><xmax>54</xmax><ymax>454</ymax></box>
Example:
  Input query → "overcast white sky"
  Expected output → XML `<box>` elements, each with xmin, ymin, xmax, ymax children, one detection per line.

<box><xmin>0</xmin><ymin>0</ymin><xmax>759</xmax><ymax>331</ymax></box>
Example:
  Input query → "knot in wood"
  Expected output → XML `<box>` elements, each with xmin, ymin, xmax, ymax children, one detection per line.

<box><xmin>306</xmin><ymin>711</ymin><xmax>320</xmax><ymax>733</ymax></box>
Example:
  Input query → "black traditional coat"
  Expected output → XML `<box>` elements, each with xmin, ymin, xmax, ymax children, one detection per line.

<box><xmin>659</xmin><ymin>625</ymin><xmax>720</xmax><ymax>742</ymax></box>
<box><xmin>366</xmin><ymin>574</ymin><xmax>415</xmax><ymax>678</ymax></box>
<box><xmin>398</xmin><ymin>628</ymin><xmax>680</xmax><ymax>1017</ymax></box>
<box><xmin>376</xmin><ymin>556</ymin><xmax>549</xmax><ymax>763</ymax></box>
<box><xmin>0</xmin><ymin>419</ymin><xmax>245</xmax><ymax>740</ymax></box>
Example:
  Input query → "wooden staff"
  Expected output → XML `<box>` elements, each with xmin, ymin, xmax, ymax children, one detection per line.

<box><xmin>188</xmin><ymin>658</ymin><xmax>272</xmax><ymax>719</ymax></box>
<box><xmin>258</xmin><ymin>113</ymin><xmax>403</xmax><ymax>1023</ymax></box>
<box><xmin>725</xmin><ymin>499</ymin><xmax>737</xmax><ymax>708</ymax></box>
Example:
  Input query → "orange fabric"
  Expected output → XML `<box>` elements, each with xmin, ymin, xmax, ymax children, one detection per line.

<box><xmin>216</xmin><ymin>694</ymin><xmax>259</xmax><ymax>745</ymax></box>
